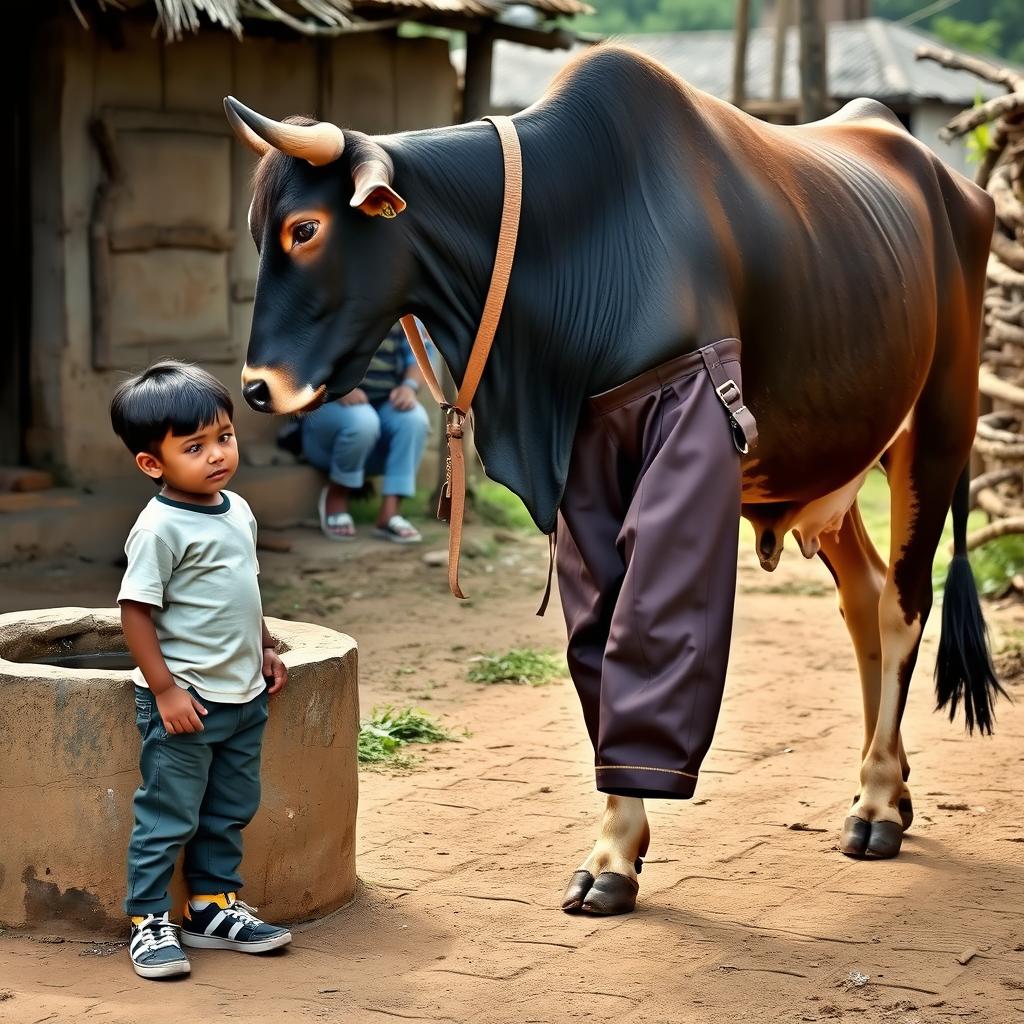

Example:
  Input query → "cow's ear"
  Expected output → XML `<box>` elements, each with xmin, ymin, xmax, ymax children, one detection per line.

<box><xmin>351</xmin><ymin>160</ymin><xmax>407</xmax><ymax>219</ymax></box>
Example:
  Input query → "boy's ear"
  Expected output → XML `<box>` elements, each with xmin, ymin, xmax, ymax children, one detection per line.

<box><xmin>135</xmin><ymin>451</ymin><xmax>164</xmax><ymax>482</ymax></box>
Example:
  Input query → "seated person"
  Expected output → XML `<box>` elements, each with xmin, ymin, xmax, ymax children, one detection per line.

<box><xmin>303</xmin><ymin>321</ymin><xmax>431</xmax><ymax>544</ymax></box>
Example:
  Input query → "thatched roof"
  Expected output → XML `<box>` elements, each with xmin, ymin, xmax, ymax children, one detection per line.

<box><xmin>79</xmin><ymin>0</ymin><xmax>591</xmax><ymax>39</ymax></box>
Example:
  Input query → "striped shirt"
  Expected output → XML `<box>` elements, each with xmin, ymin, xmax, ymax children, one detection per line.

<box><xmin>361</xmin><ymin>325</ymin><xmax>417</xmax><ymax>404</ymax></box>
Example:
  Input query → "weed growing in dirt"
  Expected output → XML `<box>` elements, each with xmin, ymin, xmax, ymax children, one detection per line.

<box><xmin>966</xmin><ymin>534</ymin><xmax>1024</xmax><ymax>597</ymax></box>
<box><xmin>475</xmin><ymin>482</ymin><xmax>535</xmax><ymax>531</ymax></box>
<box><xmin>467</xmin><ymin>648</ymin><xmax>564</xmax><ymax>686</ymax></box>
<box><xmin>358</xmin><ymin>705</ymin><xmax>460</xmax><ymax>769</ymax></box>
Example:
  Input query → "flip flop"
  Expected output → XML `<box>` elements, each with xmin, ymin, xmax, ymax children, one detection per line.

<box><xmin>373</xmin><ymin>514</ymin><xmax>422</xmax><ymax>544</ymax></box>
<box><xmin>318</xmin><ymin>487</ymin><xmax>356</xmax><ymax>541</ymax></box>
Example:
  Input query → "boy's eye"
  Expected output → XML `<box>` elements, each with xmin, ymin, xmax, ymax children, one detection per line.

<box><xmin>220</xmin><ymin>433</ymin><xmax>233</xmax><ymax>443</ymax></box>
<box><xmin>187</xmin><ymin>444</ymin><xmax>201</xmax><ymax>454</ymax></box>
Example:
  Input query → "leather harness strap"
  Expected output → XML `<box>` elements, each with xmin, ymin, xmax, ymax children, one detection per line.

<box><xmin>699</xmin><ymin>344</ymin><xmax>758</xmax><ymax>455</ymax></box>
<box><xmin>400</xmin><ymin>114</ymin><xmax>523</xmax><ymax>599</ymax></box>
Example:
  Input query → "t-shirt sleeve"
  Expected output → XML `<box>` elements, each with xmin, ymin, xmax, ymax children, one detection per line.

<box><xmin>117</xmin><ymin>529</ymin><xmax>175</xmax><ymax>608</ymax></box>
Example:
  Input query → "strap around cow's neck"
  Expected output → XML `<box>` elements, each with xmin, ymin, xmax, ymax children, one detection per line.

<box><xmin>400</xmin><ymin>114</ymin><xmax>523</xmax><ymax>599</ymax></box>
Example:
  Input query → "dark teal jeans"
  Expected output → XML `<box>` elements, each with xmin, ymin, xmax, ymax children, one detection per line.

<box><xmin>124</xmin><ymin>685</ymin><xmax>268</xmax><ymax>916</ymax></box>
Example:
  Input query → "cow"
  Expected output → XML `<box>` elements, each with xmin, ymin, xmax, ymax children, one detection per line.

<box><xmin>224</xmin><ymin>43</ymin><xmax>1004</xmax><ymax>916</ymax></box>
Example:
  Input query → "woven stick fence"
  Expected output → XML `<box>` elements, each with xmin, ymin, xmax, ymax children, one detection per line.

<box><xmin>916</xmin><ymin>45</ymin><xmax>1024</xmax><ymax>557</ymax></box>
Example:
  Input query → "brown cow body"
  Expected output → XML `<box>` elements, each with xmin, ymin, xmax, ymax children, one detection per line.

<box><xmin>227</xmin><ymin>45</ymin><xmax>999</xmax><ymax>915</ymax></box>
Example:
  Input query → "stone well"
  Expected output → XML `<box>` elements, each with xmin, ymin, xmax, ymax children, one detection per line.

<box><xmin>0</xmin><ymin>607</ymin><xmax>358</xmax><ymax>936</ymax></box>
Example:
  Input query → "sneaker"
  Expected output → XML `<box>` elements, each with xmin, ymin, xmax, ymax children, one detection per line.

<box><xmin>181</xmin><ymin>894</ymin><xmax>292</xmax><ymax>953</ymax></box>
<box><xmin>129</xmin><ymin>912</ymin><xmax>191</xmax><ymax>979</ymax></box>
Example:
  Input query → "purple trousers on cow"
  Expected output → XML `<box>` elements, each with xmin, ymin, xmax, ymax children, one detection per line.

<box><xmin>556</xmin><ymin>338</ymin><xmax>746</xmax><ymax>800</ymax></box>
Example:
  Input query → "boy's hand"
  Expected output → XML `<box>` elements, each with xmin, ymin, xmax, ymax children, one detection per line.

<box><xmin>263</xmin><ymin>648</ymin><xmax>288</xmax><ymax>696</ymax></box>
<box><xmin>155</xmin><ymin>686</ymin><xmax>208</xmax><ymax>734</ymax></box>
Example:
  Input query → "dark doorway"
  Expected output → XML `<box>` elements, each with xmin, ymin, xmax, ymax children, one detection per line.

<box><xmin>1</xmin><ymin>13</ymin><xmax>32</xmax><ymax>465</ymax></box>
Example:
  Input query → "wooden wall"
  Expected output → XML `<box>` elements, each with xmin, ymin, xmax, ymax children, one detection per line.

<box><xmin>28</xmin><ymin>12</ymin><xmax>458</xmax><ymax>483</ymax></box>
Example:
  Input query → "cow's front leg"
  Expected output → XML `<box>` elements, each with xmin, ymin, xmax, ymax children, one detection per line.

<box><xmin>562</xmin><ymin>795</ymin><xmax>649</xmax><ymax>915</ymax></box>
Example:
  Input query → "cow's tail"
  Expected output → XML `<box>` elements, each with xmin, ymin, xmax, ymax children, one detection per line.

<box><xmin>934</xmin><ymin>463</ymin><xmax>1008</xmax><ymax>734</ymax></box>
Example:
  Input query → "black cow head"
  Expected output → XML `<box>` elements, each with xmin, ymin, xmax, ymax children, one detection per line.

<box><xmin>224</xmin><ymin>97</ymin><xmax>410</xmax><ymax>414</ymax></box>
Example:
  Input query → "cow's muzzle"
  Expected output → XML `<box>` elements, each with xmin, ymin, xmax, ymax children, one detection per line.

<box><xmin>242</xmin><ymin>379</ymin><xmax>272</xmax><ymax>411</ymax></box>
<box><xmin>241</xmin><ymin>364</ymin><xmax>327</xmax><ymax>415</ymax></box>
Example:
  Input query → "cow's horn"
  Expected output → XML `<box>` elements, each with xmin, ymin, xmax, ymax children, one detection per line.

<box><xmin>223</xmin><ymin>96</ymin><xmax>345</xmax><ymax>166</ymax></box>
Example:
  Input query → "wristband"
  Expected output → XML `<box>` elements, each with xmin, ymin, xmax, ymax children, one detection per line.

<box><xmin>402</xmin><ymin>377</ymin><xmax>420</xmax><ymax>392</ymax></box>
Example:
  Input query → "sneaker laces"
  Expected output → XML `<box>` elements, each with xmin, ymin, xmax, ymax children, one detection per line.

<box><xmin>137</xmin><ymin>913</ymin><xmax>181</xmax><ymax>953</ymax></box>
<box><xmin>223</xmin><ymin>898</ymin><xmax>261</xmax><ymax>926</ymax></box>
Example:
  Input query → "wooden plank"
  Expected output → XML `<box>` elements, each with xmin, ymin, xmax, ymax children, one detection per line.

<box><xmin>463</xmin><ymin>26</ymin><xmax>495</xmax><ymax>121</ymax></box>
<box><xmin>93</xmin><ymin>19</ymin><xmax>162</xmax><ymax>110</ymax></box>
<box><xmin>109</xmin><ymin>131</ymin><xmax>232</xmax><ymax>232</ymax></box>
<box><xmin>163</xmin><ymin>30</ymin><xmax>233</xmax><ymax>112</ymax></box>
<box><xmin>732</xmin><ymin>0</ymin><xmax>750</xmax><ymax>109</ymax></box>
<box><xmin>231</xmin><ymin>36</ymin><xmax>320</xmax><ymax>297</ymax></box>
<box><xmin>327</xmin><ymin>32</ymin><xmax>396</xmax><ymax>133</ymax></box>
<box><xmin>106</xmin><ymin>250</ymin><xmax>231</xmax><ymax>352</ymax></box>
<box><xmin>798</xmin><ymin>0</ymin><xmax>828</xmax><ymax>122</ymax></box>
<box><xmin>109</xmin><ymin>225</ymin><xmax>236</xmax><ymax>252</ymax></box>
<box><xmin>395</xmin><ymin>37</ymin><xmax>458</xmax><ymax>130</ymax></box>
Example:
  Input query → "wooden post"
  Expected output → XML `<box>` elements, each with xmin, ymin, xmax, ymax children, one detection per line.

<box><xmin>798</xmin><ymin>0</ymin><xmax>828</xmax><ymax>122</ymax></box>
<box><xmin>462</xmin><ymin>24</ymin><xmax>495</xmax><ymax>121</ymax></box>
<box><xmin>771</xmin><ymin>0</ymin><xmax>792</xmax><ymax>104</ymax></box>
<box><xmin>731</xmin><ymin>0</ymin><xmax>751</xmax><ymax>109</ymax></box>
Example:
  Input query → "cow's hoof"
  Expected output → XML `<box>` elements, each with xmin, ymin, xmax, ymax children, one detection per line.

<box><xmin>580</xmin><ymin>872</ymin><xmax>639</xmax><ymax>916</ymax></box>
<box><xmin>898</xmin><ymin>796</ymin><xmax>914</xmax><ymax>832</ymax></box>
<box><xmin>561</xmin><ymin>870</ymin><xmax>594</xmax><ymax>913</ymax></box>
<box><xmin>561</xmin><ymin>869</ymin><xmax>639</xmax><ymax>915</ymax></box>
<box><xmin>840</xmin><ymin>816</ymin><xmax>903</xmax><ymax>859</ymax></box>
<box><xmin>852</xmin><ymin>793</ymin><xmax>914</xmax><ymax>833</ymax></box>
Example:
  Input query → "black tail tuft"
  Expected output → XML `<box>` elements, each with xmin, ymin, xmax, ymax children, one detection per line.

<box><xmin>934</xmin><ymin>466</ymin><xmax>1009</xmax><ymax>734</ymax></box>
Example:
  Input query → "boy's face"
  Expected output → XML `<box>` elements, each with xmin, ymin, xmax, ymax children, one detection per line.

<box><xmin>136</xmin><ymin>416</ymin><xmax>239</xmax><ymax>496</ymax></box>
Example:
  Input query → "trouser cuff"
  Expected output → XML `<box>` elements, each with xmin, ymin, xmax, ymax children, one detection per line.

<box><xmin>595</xmin><ymin>764</ymin><xmax>699</xmax><ymax>800</ymax></box>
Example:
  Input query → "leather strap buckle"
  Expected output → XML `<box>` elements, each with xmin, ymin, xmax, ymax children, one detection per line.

<box><xmin>716</xmin><ymin>380</ymin><xmax>741</xmax><ymax>407</ymax></box>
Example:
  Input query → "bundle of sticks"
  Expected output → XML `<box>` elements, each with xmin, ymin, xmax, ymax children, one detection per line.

<box><xmin>917</xmin><ymin>45</ymin><xmax>1024</xmax><ymax>558</ymax></box>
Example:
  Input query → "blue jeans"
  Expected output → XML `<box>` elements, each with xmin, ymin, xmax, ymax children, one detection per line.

<box><xmin>125</xmin><ymin>686</ymin><xmax>269</xmax><ymax>916</ymax></box>
<box><xmin>301</xmin><ymin>399</ymin><xmax>430</xmax><ymax>498</ymax></box>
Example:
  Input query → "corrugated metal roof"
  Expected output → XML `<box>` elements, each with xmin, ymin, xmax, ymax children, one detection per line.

<box><xmin>469</xmin><ymin>17</ymin><xmax>1021</xmax><ymax>112</ymax></box>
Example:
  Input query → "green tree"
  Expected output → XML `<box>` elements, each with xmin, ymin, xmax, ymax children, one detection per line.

<box><xmin>931</xmin><ymin>15</ymin><xmax>1002</xmax><ymax>54</ymax></box>
<box><xmin>579</xmin><ymin>0</ymin><xmax>1024</xmax><ymax>63</ymax></box>
<box><xmin>873</xmin><ymin>0</ymin><xmax>1024</xmax><ymax>61</ymax></box>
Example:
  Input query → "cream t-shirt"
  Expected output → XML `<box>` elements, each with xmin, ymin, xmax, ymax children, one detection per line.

<box><xmin>117</xmin><ymin>490</ymin><xmax>265</xmax><ymax>704</ymax></box>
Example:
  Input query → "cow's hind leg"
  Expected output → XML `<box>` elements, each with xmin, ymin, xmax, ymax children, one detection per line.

<box><xmin>841</xmin><ymin>427</ymin><xmax>964</xmax><ymax>858</ymax></box>
<box><xmin>818</xmin><ymin>499</ymin><xmax>914</xmax><ymax>836</ymax></box>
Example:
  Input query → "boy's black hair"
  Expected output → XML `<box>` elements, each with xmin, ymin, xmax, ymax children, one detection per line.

<box><xmin>110</xmin><ymin>360</ymin><xmax>234</xmax><ymax>458</ymax></box>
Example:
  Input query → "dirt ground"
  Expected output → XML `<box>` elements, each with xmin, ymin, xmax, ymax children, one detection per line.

<box><xmin>0</xmin><ymin>518</ymin><xmax>1022</xmax><ymax>1024</ymax></box>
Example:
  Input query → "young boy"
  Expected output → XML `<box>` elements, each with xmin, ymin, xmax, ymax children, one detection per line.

<box><xmin>111</xmin><ymin>360</ymin><xmax>291</xmax><ymax>979</ymax></box>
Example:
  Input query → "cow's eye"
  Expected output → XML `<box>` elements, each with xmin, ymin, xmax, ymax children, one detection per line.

<box><xmin>292</xmin><ymin>221</ymin><xmax>319</xmax><ymax>246</ymax></box>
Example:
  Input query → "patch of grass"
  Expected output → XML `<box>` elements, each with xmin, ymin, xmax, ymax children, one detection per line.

<box><xmin>467</xmin><ymin>648</ymin><xmax>564</xmax><ymax>686</ymax></box>
<box><xmin>343</xmin><ymin>484</ymin><xmax>434</xmax><ymax>526</ymax></box>
<box><xmin>967</xmin><ymin>533</ymin><xmax>1024</xmax><ymax>597</ymax></box>
<box><xmin>739</xmin><ymin>467</ymin><xmax>994</xmax><ymax>595</ymax></box>
<box><xmin>856</xmin><ymin>468</ymin><xmax>987</xmax><ymax>589</ymax></box>
<box><xmin>474</xmin><ymin>482</ymin><xmax>536</xmax><ymax>531</ymax></box>
<box><xmin>357</xmin><ymin>705</ymin><xmax>459</xmax><ymax>768</ymax></box>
